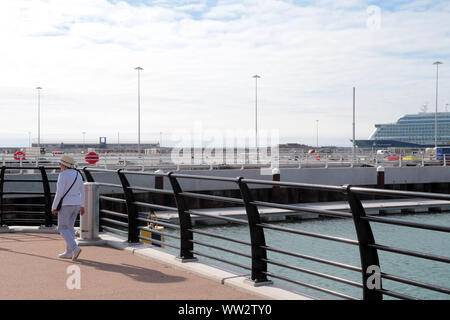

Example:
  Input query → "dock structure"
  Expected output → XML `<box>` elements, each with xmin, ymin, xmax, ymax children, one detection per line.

<box><xmin>154</xmin><ymin>198</ymin><xmax>450</xmax><ymax>225</ymax></box>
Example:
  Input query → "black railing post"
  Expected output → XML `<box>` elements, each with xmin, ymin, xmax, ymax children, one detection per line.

<box><xmin>83</xmin><ymin>167</ymin><xmax>95</xmax><ymax>182</ymax></box>
<box><xmin>237</xmin><ymin>177</ymin><xmax>271</xmax><ymax>285</ymax></box>
<box><xmin>39</xmin><ymin>166</ymin><xmax>53</xmax><ymax>227</ymax></box>
<box><xmin>344</xmin><ymin>184</ymin><xmax>383</xmax><ymax>300</ymax></box>
<box><xmin>117</xmin><ymin>169</ymin><xmax>139</xmax><ymax>243</ymax></box>
<box><xmin>0</xmin><ymin>166</ymin><xmax>5</xmax><ymax>226</ymax></box>
<box><xmin>167</xmin><ymin>172</ymin><xmax>196</xmax><ymax>261</ymax></box>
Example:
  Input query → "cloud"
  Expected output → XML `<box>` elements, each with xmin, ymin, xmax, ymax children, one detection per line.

<box><xmin>0</xmin><ymin>0</ymin><xmax>449</xmax><ymax>148</ymax></box>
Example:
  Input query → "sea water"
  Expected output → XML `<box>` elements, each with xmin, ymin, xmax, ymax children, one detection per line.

<box><xmin>161</xmin><ymin>212</ymin><xmax>450</xmax><ymax>300</ymax></box>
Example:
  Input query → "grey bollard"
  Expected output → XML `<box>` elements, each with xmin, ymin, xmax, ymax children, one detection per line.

<box><xmin>78</xmin><ymin>182</ymin><xmax>105</xmax><ymax>246</ymax></box>
<box><xmin>272</xmin><ymin>167</ymin><xmax>281</xmax><ymax>201</ymax></box>
<box><xmin>377</xmin><ymin>166</ymin><xmax>385</xmax><ymax>189</ymax></box>
<box><xmin>154</xmin><ymin>169</ymin><xmax>164</xmax><ymax>205</ymax></box>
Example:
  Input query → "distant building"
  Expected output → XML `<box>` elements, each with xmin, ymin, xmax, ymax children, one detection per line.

<box><xmin>355</xmin><ymin>112</ymin><xmax>450</xmax><ymax>148</ymax></box>
<box><xmin>278</xmin><ymin>143</ymin><xmax>311</xmax><ymax>149</ymax></box>
<box><xmin>33</xmin><ymin>137</ymin><xmax>159</xmax><ymax>152</ymax></box>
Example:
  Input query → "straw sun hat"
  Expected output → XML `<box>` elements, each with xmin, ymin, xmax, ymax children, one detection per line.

<box><xmin>59</xmin><ymin>155</ymin><xmax>76</xmax><ymax>168</ymax></box>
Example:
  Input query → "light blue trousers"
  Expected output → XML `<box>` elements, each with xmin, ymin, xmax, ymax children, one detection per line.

<box><xmin>57</xmin><ymin>205</ymin><xmax>80</xmax><ymax>253</ymax></box>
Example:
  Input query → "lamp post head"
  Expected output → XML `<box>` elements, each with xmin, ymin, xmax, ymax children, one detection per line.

<box><xmin>433</xmin><ymin>61</ymin><xmax>443</xmax><ymax>66</ymax></box>
<box><xmin>252</xmin><ymin>75</ymin><xmax>261</xmax><ymax>79</ymax></box>
<box><xmin>36</xmin><ymin>87</ymin><xmax>42</xmax><ymax>90</ymax></box>
<box><xmin>135</xmin><ymin>67</ymin><xmax>143</xmax><ymax>71</ymax></box>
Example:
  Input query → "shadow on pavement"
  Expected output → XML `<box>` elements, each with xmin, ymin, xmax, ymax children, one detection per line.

<box><xmin>78</xmin><ymin>258</ymin><xmax>187</xmax><ymax>284</ymax></box>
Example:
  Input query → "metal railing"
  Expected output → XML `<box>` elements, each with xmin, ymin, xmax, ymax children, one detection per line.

<box><xmin>82</xmin><ymin>167</ymin><xmax>450</xmax><ymax>300</ymax></box>
<box><xmin>0</xmin><ymin>166</ymin><xmax>62</xmax><ymax>227</ymax></box>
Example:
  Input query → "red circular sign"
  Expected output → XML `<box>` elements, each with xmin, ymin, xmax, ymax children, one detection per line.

<box><xmin>14</xmin><ymin>151</ymin><xmax>26</xmax><ymax>161</ymax></box>
<box><xmin>85</xmin><ymin>151</ymin><xmax>99</xmax><ymax>164</ymax></box>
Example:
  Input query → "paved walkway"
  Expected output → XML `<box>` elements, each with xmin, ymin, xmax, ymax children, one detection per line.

<box><xmin>0</xmin><ymin>233</ymin><xmax>260</xmax><ymax>300</ymax></box>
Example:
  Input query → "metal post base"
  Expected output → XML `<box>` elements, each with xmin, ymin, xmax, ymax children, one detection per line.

<box><xmin>244</xmin><ymin>278</ymin><xmax>274</xmax><ymax>287</ymax></box>
<box><xmin>0</xmin><ymin>225</ymin><xmax>10</xmax><ymax>233</ymax></box>
<box><xmin>175</xmin><ymin>257</ymin><xmax>198</xmax><ymax>263</ymax></box>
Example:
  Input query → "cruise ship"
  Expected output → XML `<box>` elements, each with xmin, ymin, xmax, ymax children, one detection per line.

<box><xmin>355</xmin><ymin>112</ymin><xmax>450</xmax><ymax>148</ymax></box>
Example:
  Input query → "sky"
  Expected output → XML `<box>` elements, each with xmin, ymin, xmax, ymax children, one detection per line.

<box><xmin>0</xmin><ymin>0</ymin><xmax>449</xmax><ymax>148</ymax></box>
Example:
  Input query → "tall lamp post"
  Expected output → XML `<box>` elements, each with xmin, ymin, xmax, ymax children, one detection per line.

<box><xmin>36</xmin><ymin>87</ymin><xmax>42</xmax><ymax>149</ymax></box>
<box><xmin>253</xmin><ymin>75</ymin><xmax>261</xmax><ymax>162</ymax></box>
<box><xmin>352</xmin><ymin>87</ymin><xmax>356</xmax><ymax>164</ymax></box>
<box><xmin>316</xmin><ymin>120</ymin><xmax>319</xmax><ymax>148</ymax></box>
<box><xmin>433</xmin><ymin>61</ymin><xmax>443</xmax><ymax>149</ymax></box>
<box><xmin>82</xmin><ymin>131</ymin><xmax>86</xmax><ymax>152</ymax></box>
<box><xmin>135</xmin><ymin>66</ymin><xmax>143</xmax><ymax>155</ymax></box>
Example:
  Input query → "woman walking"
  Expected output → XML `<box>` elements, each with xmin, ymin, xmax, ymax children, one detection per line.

<box><xmin>52</xmin><ymin>156</ymin><xmax>85</xmax><ymax>261</ymax></box>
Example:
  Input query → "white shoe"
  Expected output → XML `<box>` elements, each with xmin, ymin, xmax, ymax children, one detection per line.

<box><xmin>58</xmin><ymin>252</ymin><xmax>72</xmax><ymax>259</ymax></box>
<box><xmin>72</xmin><ymin>247</ymin><xmax>82</xmax><ymax>261</ymax></box>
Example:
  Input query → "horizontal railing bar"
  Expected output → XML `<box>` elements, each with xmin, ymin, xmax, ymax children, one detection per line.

<box><xmin>100</xmin><ymin>217</ymin><xmax>129</xmax><ymax>228</ymax></box>
<box><xmin>2</xmin><ymin>192</ymin><xmax>45</xmax><ymax>195</ymax></box>
<box><xmin>99</xmin><ymin>196</ymin><xmax>126</xmax><ymax>203</ymax></box>
<box><xmin>2</xmin><ymin>166</ymin><xmax>60</xmax><ymax>170</ymax></box>
<box><xmin>100</xmin><ymin>209</ymin><xmax>128</xmax><ymax>220</ymax></box>
<box><xmin>133</xmin><ymin>201</ymin><xmax>178</xmax><ymax>212</ymax></box>
<box><xmin>136</xmin><ymin>217</ymin><xmax>180</xmax><ymax>229</ymax></box>
<box><xmin>381</xmin><ymin>273</ymin><xmax>450</xmax><ymax>295</ymax></box>
<box><xmin>241</xmin><ymin>178</ymin><xmax>345</xmax><ymax>192</ymax></box>
<box><xmin>257</xmin><ymin>223</ymin><xmax>359</xmax><ymax>246</ymax></box>
<box><xmin>171</xmin><ymin>173</ymin><xmax>238</xmax><ymax>183</ymax></box>
<box><xmin>138</xmin><ymin>235</ymin><xmax>180</xmax><ymax>250</ymax></box>
<box><xmin>262</xmin><ymin>245</ymin><xmax>362</xmax><ymax>273</ymax></box>
<box><xmin>138</xmin><ymin>226</ymin><xmax>181</xmax><ymax>240</ymax></box>
<box><xmin>190</xmin><ymin>250</ymin><xmax>252</xmax><ymax>271</ymax></box>
<box><xmin>349</xmin><ymin>186</ymin><xmax>450</xmax><ymax>201</ymax></box>
<box><xmin>95</xmin><ymin>182</ymin><xmax>123</xmax><ymax>188</ymax></box>
<box><xmin>375</xmin><ymin>288</ymin><xmax>418</xmax><ymax>300</ymax></box>
<box><xmin>263</xmin><ymin>271</ymin><xmax>359</xmax><ymax>300</ymax></box>
<box><xmin>179</xmin><ymin>192</ymin><xmax>244</xmax><ymax>205</ymax></box>
<box><xmin>187</xmin><ymin>209</ymin><xmax>249</xmax><ymax>225</ymax></box>
<box><xmin>0</xmin><ymin>203</ymin><xmax>45</xmax><ymax>207</ymax></box>
<box><xmin>369</xmin><ymin>244</ymin><xmax>450</xmax><ymax>263</ymax></box>
<box><xmin>2</xmin><ymin>219</ymin><xmax>45</xmax><ymax>223</ymax></box>
<box><xmin>127</xmin><ymin>186</ymin><xmax>174</xmax><ymax>195</ymax></box>
<box><xmin>83</xmin><ymin>168</ymin><xmax>118</xmax><ymax>173</ymax></box>
<box><xmin>2</xmin><ymin>179</ymin><xmax>44</xmax><ymax>182</ymax></box>
<box><xmin>263</xmin><ymin>258</ymin><xmax>363</xmax><ymax>288</ymax></box>
<box><xmin>251</xmin><ymin>200</ymin><xmax>353</xmax><ymax>219</ymax></box>
<box><xmin>189</xmin><ymin>239</ymin><xmax>252</xmax><ymax>259</ymax></box>
<box><xmin>189</xmin><ymin>228</ymin><xmax>252</xmax><ymax>246</ymax></box>
<box><xmin>101</xmin><ymin>225</ymin><xmax>128</xmax><ymax>235</ymax></box>
<box><xmin>361</xmin><ymin>215</ymin><xmax>450</xmax><ymax>233</ymax></box>
<box><xmin>1</xmin><ymin>211</ymin><xmax>45</xmax><ymax>214</ymax></box>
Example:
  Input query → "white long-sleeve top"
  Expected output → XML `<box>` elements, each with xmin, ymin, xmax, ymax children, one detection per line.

<box><xmin>51</xmin><ymin>169</ymin><xmax>85</xmax><ymax>210</ymax></box>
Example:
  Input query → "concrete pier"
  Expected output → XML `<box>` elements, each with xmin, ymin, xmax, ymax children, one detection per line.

<box><xmin>153</xmin><ymin>198</ymin><xmax>450</xmax><ymax>226</ymax></box>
